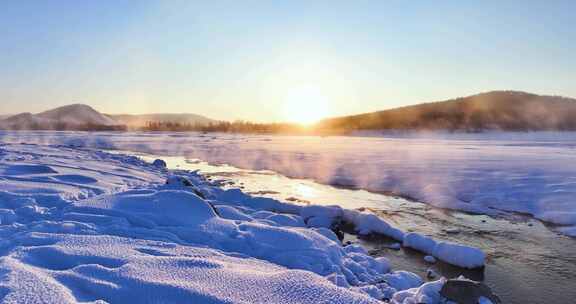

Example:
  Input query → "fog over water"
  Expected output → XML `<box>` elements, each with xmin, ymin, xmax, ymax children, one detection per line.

<box><xmin>2</xmin><ymin>131</ymin><xmax>576</xmax><ymax>230</ymax></box>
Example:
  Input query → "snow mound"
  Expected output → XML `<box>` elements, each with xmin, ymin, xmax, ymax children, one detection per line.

<box><xmin>71</xmin><ymin>186</ymin><xmax>395</xmax><ymax>289</ymax></box>
<box><xmin>2</xmin><ymin>233</ymin><xmax>380</xmax><ymax>304</ymax></box>
<box><xmin>0</xmin><ymin>144</ymin><xmax>489</xmax><ymax>303</ymax></box>
<box><xmin>75</xmin><ymin>190</ymin><xmax>218</xmax><ymax>226</ymax></box>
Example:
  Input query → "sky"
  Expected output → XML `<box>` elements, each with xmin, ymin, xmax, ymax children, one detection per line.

<box><xmin>1</xmin><ymin>1</ymin><xmax>575</xmax><ymax>122</ymax></box>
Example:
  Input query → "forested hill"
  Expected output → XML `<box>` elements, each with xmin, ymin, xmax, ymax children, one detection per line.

<box><xmin>317</xmin><ymin>91</ymin><xmax>576</xmax><ymax>132</ymax></box>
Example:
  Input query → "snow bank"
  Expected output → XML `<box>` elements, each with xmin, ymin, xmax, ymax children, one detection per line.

<box><xmin>73</xmin><ymin>187</ymin><xmax>400</xmax><ymax>288</ymax></box>
<box><xmin>0</xmin><ymin>144</ymin><xmax>489</xmax><ymax>303</ymax></box>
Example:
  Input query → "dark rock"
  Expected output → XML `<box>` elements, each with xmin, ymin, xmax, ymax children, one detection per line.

<box><xmin>426</xmin><ymin>268</ymin><xmax>438</xmax><ymax>279</ymax></box>
<box><xmin>440</xmin><ymin>278</ymin><xmax>501</xmax><ymax>304</ymax></box>
<box><xmin>152</xmin><ymin>159</ymin><xmax>167</xmax><ymax>168</ymax></box>
<box><xmin>331</xmin><ymin>224</ymin><xmax>345</xmax><ymax>241</ymax></box>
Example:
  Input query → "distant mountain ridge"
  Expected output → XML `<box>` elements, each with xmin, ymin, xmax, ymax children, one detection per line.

<box><xmin>318</xmin><ymin>91</ymin><xmax>576</xmax><ymax>132</ymax></box>
<box><xmin>3</xmin><ymin>91</ymin><xmax>576</xmax><ymax>132</ymax></box>
<box><xmin>0</xmin><ymin>104</ymin><xmax>123</xmax><ymax>130</ymax></box>
<box><xmin>38</xmin><ymin>104</ymin><xmax>118</xmax><ymax>126</ymax></box>
<box><xmin>0</xmin><ymin>104</ymin><xmax>217</xmax><ymax>131</ymax></box>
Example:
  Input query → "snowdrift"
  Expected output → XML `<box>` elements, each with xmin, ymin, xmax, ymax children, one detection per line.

<box><xmin>0</xmin><ymin>143</ymin><xmax>487</xmax><ymax>303</ymax></box>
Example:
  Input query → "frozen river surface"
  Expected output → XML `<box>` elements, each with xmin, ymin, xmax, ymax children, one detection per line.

<box><xmin>2</xmin><ymin>131</ymin><xmax>576</xmax><ymax>235</ymax></box>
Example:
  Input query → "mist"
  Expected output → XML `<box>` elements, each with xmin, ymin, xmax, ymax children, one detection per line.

<box><xmin>2</xmin><ymin>130</ymin><xmax>575</xmax><ymax>226</ymax></box>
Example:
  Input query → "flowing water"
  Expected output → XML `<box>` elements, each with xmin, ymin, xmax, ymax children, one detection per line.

<box><xmin>126</xmin><ymin>152</ymin><xmax>576</xmax><ymax>304</ymax></box>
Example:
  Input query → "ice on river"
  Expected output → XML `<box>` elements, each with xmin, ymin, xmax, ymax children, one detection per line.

<box><xmin>1</xmin><ymin>131</ymin><xmax>575</xmax><ymax>237</ymax></box>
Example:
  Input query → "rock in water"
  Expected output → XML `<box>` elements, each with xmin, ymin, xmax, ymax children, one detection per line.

<box><xmin>426</xmin><ymin>268</ymin><xmax>438</xmax><ymax>279</ymax></box>
<box><xmin>440</xmin><ymin>277</ymin><xmax>501</xmax><ymax>304</ymax></box>
<box><xmin>152</xmin><ymin>159</ymin><xmax>167</xmax><ymax>168</ymax></box>
<box><xmin>424</xmin><ymin>255</ymin><xmax>437</xmax><ymax>263</ymax></box>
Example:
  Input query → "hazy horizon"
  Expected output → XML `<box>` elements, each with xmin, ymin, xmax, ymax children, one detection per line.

<box><xmin>2</xmin><ymin>1</ymin><xmax>576</xmax><ymax>123</ymax></box>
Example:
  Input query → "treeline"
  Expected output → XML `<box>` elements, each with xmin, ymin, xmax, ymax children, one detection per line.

<box><xmin>141</xmin><ymin>121</ymin><xmax>310</xmax><ymax>134</ymax></box>
<box><xmin>317</xmin><ymin>91</ymin><xmax>576</xmax><ymax>132</ymax></box>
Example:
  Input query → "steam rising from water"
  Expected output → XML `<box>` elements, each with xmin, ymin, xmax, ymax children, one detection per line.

<box><xmin>2</xmin><ymin>130</ymin><xmax>576</xmax><ymax>228</ymax></box>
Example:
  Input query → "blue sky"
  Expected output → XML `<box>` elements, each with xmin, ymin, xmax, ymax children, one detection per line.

<box><xmin>1</xmin><ymin>1</ymin><xmax>575</xmax><ymax>122</ymax></box>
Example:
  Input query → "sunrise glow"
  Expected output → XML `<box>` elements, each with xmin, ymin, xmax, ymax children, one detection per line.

<box><xmin>282</xmin><ymin>86</ymin><xmax>330</xmax><ymax>125</ymax></box>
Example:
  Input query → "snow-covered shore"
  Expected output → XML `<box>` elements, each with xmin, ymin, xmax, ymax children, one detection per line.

<box><xmin>0</xmin><ymin>143</ymin><xmax>489</xmax><ymax>303</ymax></box>
<box><xmin>1</xmin><ymin>131</ymin><xmax>575</xmax><ymax>238</ymax></box>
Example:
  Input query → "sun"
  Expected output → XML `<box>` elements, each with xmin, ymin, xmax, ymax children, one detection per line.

<box><xmin>282</xmin><ymin>86</ymin><xmax>330</xmax><ymax>125</ymax></box>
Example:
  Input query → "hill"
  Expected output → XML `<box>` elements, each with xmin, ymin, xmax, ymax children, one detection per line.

<box><xmin>3</xmin><ymin>91</ymin><xmax>576</xmax><ymax>132</ymax></box>
<box><xmin>0</xmin><ymin>104</ymin><xmax>217</xmax><ymax>131</ymax></box>
<box><xmin>317</xmin><ymin>91</ymin><xmax>576</xmax><ymax>132</ymax></box>
<box><xmin>0</xmin><ymin>104</ymin><xmax>124</xmax><ymax>130</ymax></box>
<box><xmin>38</xmin><ymin>104</ymin><xmax>118</xmax><ymax>126</ymax></box>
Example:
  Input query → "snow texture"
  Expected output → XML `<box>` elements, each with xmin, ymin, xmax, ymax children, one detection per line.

<box><xmin>0</xmin><ymin>143</ymin><xmax>480</xmax><ymax>303</ymax></box>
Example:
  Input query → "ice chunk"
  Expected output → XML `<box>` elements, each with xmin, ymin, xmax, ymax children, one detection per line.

<box><xmin>433</xmin><ymin>242</ymin><xmax>485</xmax><ymax>269</ymax></box>
<box><xmin>343</xmin><ymin>210</ymin><xmax>404</xmax><ymax>241</ymax></box>
<box><xmin>403</xmin><ymin>233</ymin><xmax>437</xmax><ymax>255</ymax></box>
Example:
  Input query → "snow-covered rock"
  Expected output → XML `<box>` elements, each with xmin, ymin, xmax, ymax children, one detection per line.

<box><xmin>343</xmin><ymin>209</ymin><xmax>405</xmax><ymax>241</ymax></box>
<box><xmin>440</xmin><ymin>276</ymin><xmax>500</xmax><ymax>304</ymax></box>
<box><xmin>152</xmin><ymin>158</ymin><xmax>167</xmax><ymax>168</ymax></box>
<box><xmin>433</xmin><ymin>242</ymin><xmax>485</xmax><ymax>269</ymax></box>
<box><xmin>403</xmin><ymin>233</ymin><xmax>485</xmax><ymax>269</ymax></box>
<box><xmin>403</xmin><ymin>233</ymin><xmax>437</xmax><ymax>255</ymax></box>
